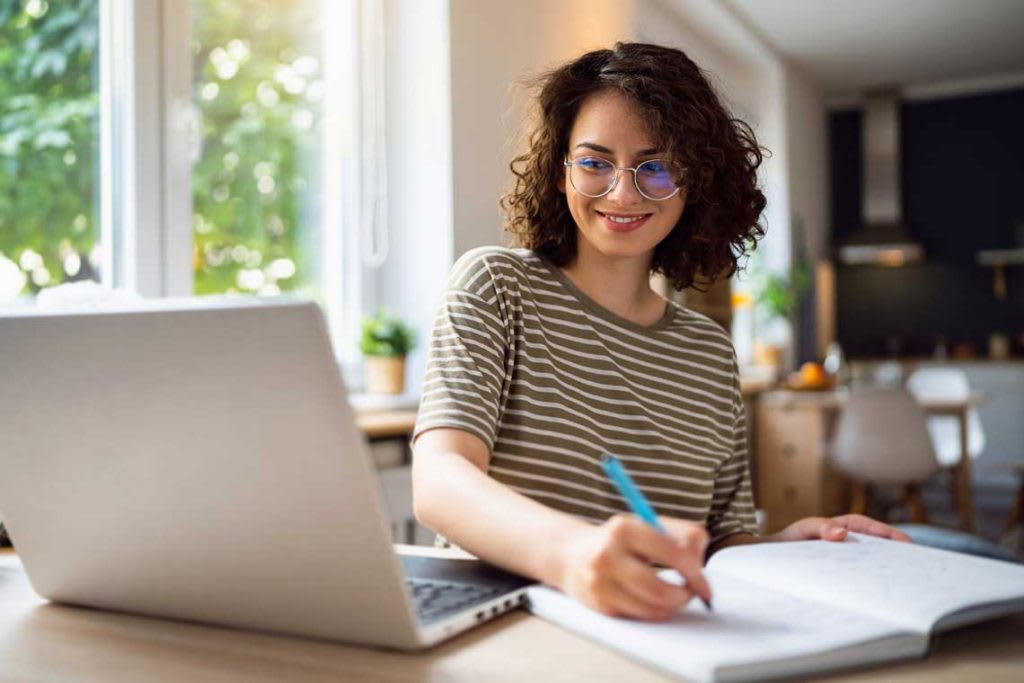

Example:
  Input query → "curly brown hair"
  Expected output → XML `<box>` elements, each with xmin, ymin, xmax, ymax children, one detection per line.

<box><xmin>501</xmin><ymin>42</ymin><xmax>767</xmax><ymax>290</ymax></box>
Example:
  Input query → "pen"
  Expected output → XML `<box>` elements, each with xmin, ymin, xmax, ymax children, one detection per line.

<box><xmin>600</xmin><ymin>452</ymin><xmax>713</xmax><ymax>611</ymax></box>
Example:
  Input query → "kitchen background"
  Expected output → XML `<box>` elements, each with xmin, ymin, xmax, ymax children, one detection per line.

<box><xmin>829</xmin><ymin>88</ymin><xmax>1024</xmax><ymax>360</ymax></box>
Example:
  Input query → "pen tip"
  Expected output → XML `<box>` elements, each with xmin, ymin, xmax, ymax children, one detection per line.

<box><xmin>702</xmin><ymin>597</ymin><xmax>713</xmax><ymax>612</ymax></box>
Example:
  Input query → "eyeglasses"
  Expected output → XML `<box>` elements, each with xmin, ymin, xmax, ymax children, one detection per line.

<box><xmin>563</xmin><ymin>155</ymin><xmax>683</xmax><ymax>201</ymax></box>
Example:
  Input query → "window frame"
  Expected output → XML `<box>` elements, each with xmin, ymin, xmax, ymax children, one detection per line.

<box><xmin>100</xmin><ymin>0</ymin><xmax>368</xmax><ymax>368</ymax></box>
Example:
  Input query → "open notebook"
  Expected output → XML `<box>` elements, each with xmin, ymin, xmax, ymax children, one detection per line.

<box><xmin>526</xmin><ymin>534</ymin><xmax>1024</xmax><ymax>683</ymax></box>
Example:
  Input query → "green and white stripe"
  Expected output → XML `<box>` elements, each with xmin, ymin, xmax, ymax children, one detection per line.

<box><xmin>415</xmin><ymin>246</ymin><xmax>757</xmax><ymax>545</ymax></box>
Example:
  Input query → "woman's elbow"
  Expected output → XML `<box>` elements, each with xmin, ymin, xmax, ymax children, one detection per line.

<box><xmin>411</xmin><ymin>451</ymin><xmax>444</xmax><ymax>530</ymax></box>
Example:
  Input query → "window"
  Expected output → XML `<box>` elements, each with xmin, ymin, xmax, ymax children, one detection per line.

<box><xmin>0</xmin><ymin>0</ymin><xmax>102</xmax><ymax>301</ymax></box>
<box><xmin>190</xmin><ymin>0</ymin><xmax>324</xmax><ymax>299</ymax></box>
<box><xmin>1</xmin><ymin>0</ymin><xmax>371</xmax><ymax>366</ymax></box>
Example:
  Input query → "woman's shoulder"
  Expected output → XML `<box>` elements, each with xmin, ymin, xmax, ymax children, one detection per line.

<box><xmin>448</xmin><ymin>246</ymin><xmax>543</xmax><ymax>293</ymax></box>
<box><xmin>664</xmin><ymin>301</ymin><xmax>737</xmax><ymax>361</ymax></box>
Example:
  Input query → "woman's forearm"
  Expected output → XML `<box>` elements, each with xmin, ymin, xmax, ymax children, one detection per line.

<box><xmin>412</xmin><ymin>448</ymin><xmax>590</xmax><ymax>586</ymax></box>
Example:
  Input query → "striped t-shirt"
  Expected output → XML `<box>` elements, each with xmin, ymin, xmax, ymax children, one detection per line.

<box><xmin>413</xmin><ymin>246</ymin><xmax>757</xmax><ymax>545</ymax></box>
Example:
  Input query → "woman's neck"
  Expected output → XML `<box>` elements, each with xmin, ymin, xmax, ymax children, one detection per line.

<box><xmin>561</xmin><ymin>243</ymin><xmax>666</xmax><ymax>327</ymax></box>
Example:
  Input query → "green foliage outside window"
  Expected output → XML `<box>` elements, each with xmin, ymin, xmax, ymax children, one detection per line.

<box><xmin>0</xmin><ymin>0</ymin><xmax>322</xmax><ymax>300</ymax></box>
<box><xmin>191</xmin><ymin>0</ymin><xmax>322</xmax><ymax>296</ymax></box>
<box><xmin>0</xmin><ymin>0</ymin><xmax>100</xmax><ymax>298</ymax></box>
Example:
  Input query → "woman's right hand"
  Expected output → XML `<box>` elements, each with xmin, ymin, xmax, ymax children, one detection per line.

<box><xmin>556</xmin><ymin>514</ymin><xmax>712</xmax><ymax>621</ymax></box>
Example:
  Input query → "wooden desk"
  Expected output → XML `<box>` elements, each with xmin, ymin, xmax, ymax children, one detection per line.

<box><xmin>1</xmin><ymin>551</ymin><xmax>1022</xmax><ymax>682</ymax></box>
<box><xmin>355</xmin><ymin>409</ymin><xmax>418</xmax><ymax>441</ymax></box>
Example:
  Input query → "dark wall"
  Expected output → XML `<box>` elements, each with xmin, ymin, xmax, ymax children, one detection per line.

<box><xmin>830</xmin><ymin>89</ymin><xmax>1024</xmax><ymax>358</ymax></box>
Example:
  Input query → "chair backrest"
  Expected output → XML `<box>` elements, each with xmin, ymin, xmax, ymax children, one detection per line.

<box><xmin>906</xmin><ymin>367</ymin><xmax>970</xmax><ymax>400</ymax></box>
<box><xmin>906</xmin><ymin>366</ymin><xmax>986</xmax><ymax>460</ymax></box>
<box><xmin>831</xmin><ymin>386</ymin><xmax>941</xmax><ymax>485</ymax></box>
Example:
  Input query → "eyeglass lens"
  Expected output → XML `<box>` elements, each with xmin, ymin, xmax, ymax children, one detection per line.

<box><xmin>569</xmin><ymin>157</ymin><xmax>680</xmax><ymax>199</ymax></box>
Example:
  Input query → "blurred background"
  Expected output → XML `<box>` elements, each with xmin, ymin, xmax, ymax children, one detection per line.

<box><xmin>1</xmin><ymin>0</ymin><xmax>1022</xmax><ymax>552</ymax></box>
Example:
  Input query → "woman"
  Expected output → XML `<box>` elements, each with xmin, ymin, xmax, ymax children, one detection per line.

<box><xmin>412</xmin><ymin>42</ymin><xmax>908</xmax><ymax>622</ymax></box>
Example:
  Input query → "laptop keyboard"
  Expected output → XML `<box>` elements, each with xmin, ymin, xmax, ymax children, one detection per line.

<box><xmin>405</xmin><ymin>577</ymin><xmax>506</xmax><ymax>623</ymax></box>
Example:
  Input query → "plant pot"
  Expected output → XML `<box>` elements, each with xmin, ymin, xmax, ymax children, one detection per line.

<box><xmin>365</xmin><ymin>355</ymin><xmax>406</xmax><ymax>395</ymax></box>
<box><xmin>752</xmin><ymin>340</ymin><xmax>785</xmax><ymax>373</ymax></box>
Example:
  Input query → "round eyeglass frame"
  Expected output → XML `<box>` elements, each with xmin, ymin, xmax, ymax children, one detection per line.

<box><xmin>563</xmin><ymin>155</ymin><xmax>683</xmax><ymax>201</ymax></box>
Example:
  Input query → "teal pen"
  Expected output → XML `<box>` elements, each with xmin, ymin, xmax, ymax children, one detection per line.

<box><xmin>600</xmin><ymin>452</ymin><xmax>713</xmax><ymax>611</ymax></box>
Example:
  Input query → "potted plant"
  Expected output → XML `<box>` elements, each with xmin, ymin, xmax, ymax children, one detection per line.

<box><xmin>749</xmin><ymin>265</ymin><xmax>808</xmax><ymax>372</ymax></box>
<box><xmin>360</xmin><ymin>309</ymin><xmax>416</xmax><ymax>395</ymax></box>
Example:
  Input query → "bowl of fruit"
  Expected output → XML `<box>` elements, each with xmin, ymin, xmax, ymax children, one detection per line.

<box><xmin>785</xmin><ymin>362</ymin><xmax>835</xmax><ymax>391</ymax></box>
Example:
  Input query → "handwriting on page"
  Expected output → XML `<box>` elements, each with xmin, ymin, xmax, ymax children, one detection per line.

<box><xmin>711</xmin><ymin>534</ymin><xmax>1024</xmax><ymax>631</ymax></box>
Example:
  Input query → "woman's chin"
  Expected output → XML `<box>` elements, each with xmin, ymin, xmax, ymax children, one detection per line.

<box><xmin>589</xmin><ymin>239</ymin><xmax>658</xmax><ymax>262</ymax></box>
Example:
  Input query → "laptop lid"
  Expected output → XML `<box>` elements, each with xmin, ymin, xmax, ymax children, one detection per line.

<box><xmin>0</xmin><ymin>299</ymin><xmax>427</xmax><ymax>647</ymax></box>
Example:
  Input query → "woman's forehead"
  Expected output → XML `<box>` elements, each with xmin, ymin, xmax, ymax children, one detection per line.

<box><xmin>568</xmin><ymin>89</ymin><xmax>659</xmax><ymax>153</ymax></box>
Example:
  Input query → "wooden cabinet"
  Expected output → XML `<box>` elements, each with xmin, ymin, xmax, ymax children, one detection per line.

<box><xmin>755</xmin><ymin>392</ymin><xmax>848</xmax><ymax>533</ymax></box>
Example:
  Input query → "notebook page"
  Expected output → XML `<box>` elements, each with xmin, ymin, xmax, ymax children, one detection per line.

<box><xmin>526</xmin><ymin>569</ymin><xmax>917</xmax><ymax>683</ymax></box>
<box><xmin>707</xmin><ymin>534</ymin><xmax>1024</xmax><ymax>633</ymax></box>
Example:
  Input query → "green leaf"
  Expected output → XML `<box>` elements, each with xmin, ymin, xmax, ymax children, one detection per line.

<box><xmin>360</xmin><ymin>309</ymin><xmax>416</xmax><ymax>357</ymax></box>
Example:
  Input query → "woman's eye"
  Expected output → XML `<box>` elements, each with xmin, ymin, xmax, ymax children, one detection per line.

<box><xmin>639</xmin><ymin>160</ymin><xmax>668</xmax><ymax>175</ymax></box>
<box><xmin>577</xmin><ymin>157</ymin><xmax>612</xmax><ymax>172</ymax></box>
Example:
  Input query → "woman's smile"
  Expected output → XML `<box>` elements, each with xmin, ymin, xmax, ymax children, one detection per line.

<box><xmin>595</xmin><ymin>210</ymin><xmax>654</xmax><ymax>233</ymax></box>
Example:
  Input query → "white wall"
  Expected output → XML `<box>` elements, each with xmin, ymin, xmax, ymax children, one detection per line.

<box><xmin>378</xmin><ymin>0</ymin><xmax>454</xmax><ymax>393</ymax></box>
<box><xmin>783</xmin><ymin>66</ymin><xmax>828</xmax><ymax>264</ymax></box>
<box><xmin>637</xmin><ymin>0</ymin><xmax>763</xmax><ymax>117</ymax></box>
<box><xmin>448</xmin><ymin>0</ymin><xmax>636</xmax><ymax>257</ymax></box>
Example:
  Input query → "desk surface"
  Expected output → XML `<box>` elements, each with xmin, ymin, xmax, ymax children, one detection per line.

<box><xmin>354</xmin><ymin>408</ymin><xmax>417</xmax><ymax>440</ymax></box>
<box><xmin>1</xmin><ymin>551</ymin><xmax>1022</xmax><ymax>683</ymax></box>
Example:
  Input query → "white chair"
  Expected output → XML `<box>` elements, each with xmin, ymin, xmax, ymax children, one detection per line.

<box><xmin>831</xmin><ymin>386</ymin><xmax>942</xmax><ymax>523</ymax></box>
<box><xmin>872</xmin><ymin>361</ymin><xmax>905</xmax><ymax>388</ymax></box>
<box><xmin>905</xmin><ymin>367</ymin><xmax>985</xmax><ymax>467</ymax></box>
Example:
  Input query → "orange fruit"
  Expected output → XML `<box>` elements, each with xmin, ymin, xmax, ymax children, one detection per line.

<box><xmin>799</xmin><ymin>362</ymin><xmax>826</xmax><ymax>387</ymax></box>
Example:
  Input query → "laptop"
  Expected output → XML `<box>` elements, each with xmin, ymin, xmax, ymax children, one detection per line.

<box><xmin>0</xmin><ymin>298</ymin><xmax>531</xmax><ymax>649</ymax></box>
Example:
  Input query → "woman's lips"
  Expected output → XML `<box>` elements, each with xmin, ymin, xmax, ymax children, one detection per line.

<box><xmin>596</xmin><ymin>211</ymin><xmax>653</xmax><ymax>232</ymax></box>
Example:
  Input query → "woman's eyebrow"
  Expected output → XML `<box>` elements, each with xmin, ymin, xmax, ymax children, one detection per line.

<box><xmin>574</xmin><ymin>141</ymin><xmax>661</xmax><ymax>156</ymax></box>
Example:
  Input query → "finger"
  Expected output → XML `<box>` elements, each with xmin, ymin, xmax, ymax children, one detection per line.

<box><xmin>609</xmin><ymin>576</ymin><xmax>688</xmax><ymax>621</ymax></box>
<box><xmin>834</xmin><ymin>515</ymin><xmax>912</xmax><ymax>542</ymax></box>
<box><xmin>778</xmin><ymin>516</ymin><xmax>831</xmax><ymax>541</ymax></box>
<box><xmin>820</xmin><ymin>520</ymin><xmax>848</xmax><ymax>542</ymax></box>
<box><xmin>614</xmin><ymin>556</ymin><xmax>693</xmax><ymax>613</ymax></box>
<box><xmin>612</xmin><ymin>516</ymin><xmax>713</xmax><ymax>607</ymax></box>
<box><xmin>583</xmin><ymin>570</ymin><xmax>678</xmax><ymax>621</ymax></box>
<box><xmin>891</xmin><ymin>528</ymin><xmax>913</xmax><ymax>542</ymax></box>
<box><xmin>609</xmin><ymin>515</ymin><xmax>695</xmax><ymax>567</ymax></box>
<box><xmin>656</xmin><ymin>521</ymin><xmax>713</xmax><ymax>605</ymax></box>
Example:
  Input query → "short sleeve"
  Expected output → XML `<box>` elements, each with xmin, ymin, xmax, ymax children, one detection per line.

<box><xmin>705</xmin><ymin>387</ymin><xmax>759</xmax><ymax>544</ymax></box>
<box><xmin>413</xmin><ymin>252</ymin><xmax>511</xmax><ymax>451</ymax></box>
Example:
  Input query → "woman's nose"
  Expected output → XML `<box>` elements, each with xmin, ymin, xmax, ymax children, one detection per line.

<box><xmin>606</xmin><ymin>169</ymin><xmax>643</xmax><ymax>205</ymax></box>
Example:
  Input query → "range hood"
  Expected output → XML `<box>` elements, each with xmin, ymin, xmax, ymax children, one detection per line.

<box><xmin>838</xmin><ymin>90</ymin><xmax>924</xmax><ymax>266</ymax></box>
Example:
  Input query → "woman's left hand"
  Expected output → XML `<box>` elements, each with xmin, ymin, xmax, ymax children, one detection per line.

<box><xmin>770</xmin><ymin>514</ymin><xmax>912</xmax><ymax>543</ymax></box>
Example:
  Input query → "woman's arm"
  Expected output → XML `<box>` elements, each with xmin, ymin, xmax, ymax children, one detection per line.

<box><xmin>412</xmin><ymin>427</ymin><xmax>587</xmax><ymax>585</ymax></box>
<box><xmin>412</xmin><ymin>427</ymin><xmax>714</xmax><ymax>621</ymax></box>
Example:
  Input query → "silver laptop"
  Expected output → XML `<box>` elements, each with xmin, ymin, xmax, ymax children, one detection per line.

<box><xmin>0</xmin><ymin>298</ymin><xmax>530</xmax><ymax>649</ymax></box>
